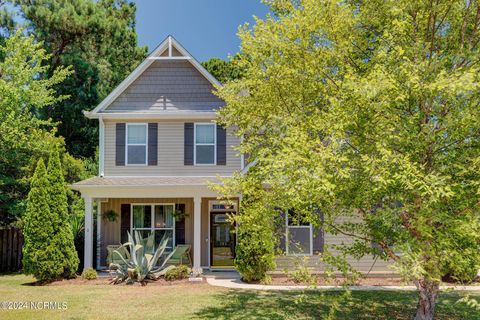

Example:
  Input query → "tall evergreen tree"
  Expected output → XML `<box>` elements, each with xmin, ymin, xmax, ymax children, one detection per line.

<box><xmin>47</xmin><ymin>145</ymin><xmax>79</xmax><ymax>277</ymax></box>
<box><xmin>22</xmin><ymin>159</ymin><xmax>64</xmax><ymax>281</ymax></box>
<box><xmin>201</xmin><ymin>55</ymin><xmax>244</xmax><ymax>83</ymax></box>
<box><xmin>7</xmin><ymin>0</ymin><xmax>147</xmax><ymax>158</ymax></box>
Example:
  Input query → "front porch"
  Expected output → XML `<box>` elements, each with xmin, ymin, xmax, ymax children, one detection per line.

<box><xmin>72</xmin><ymin>176</ymin><xmax>238</xmax><ymax>274</ymax></box>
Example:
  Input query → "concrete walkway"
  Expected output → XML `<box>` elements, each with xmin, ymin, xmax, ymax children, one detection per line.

<box><xmin>205</xmin><ymin>273</ymin><xmax>480</xmax><ymax>292</ymax></box>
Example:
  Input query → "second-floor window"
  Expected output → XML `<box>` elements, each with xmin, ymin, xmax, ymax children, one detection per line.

<box><xmin>126</xmin><ymin>123</ymin><xmax>148</xmax><ymax>165</ymax></box>
<box><xmin>194</xmin><ymin>123</ymin><xmax>216</xmax><ymax>165</ymax></box>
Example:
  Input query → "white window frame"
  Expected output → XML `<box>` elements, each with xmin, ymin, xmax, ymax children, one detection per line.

<box><xmin>194</xmin><ymin>122</ymin><xmax>216</xmax><ymax>166</ymax></box>
<box><xmin>285</xmin><ymin>211</ymin><xmax>313</xmax><ymax>256</ymax></box>
<box><xmin>126</xmin><ymin>123</ymin><xmax>148</xmax><ymax>166</ymax></box>
<box><xmin>130</xmin><ymin>203</ymin><xmax>176</xmax><ymax>250</ymax></box>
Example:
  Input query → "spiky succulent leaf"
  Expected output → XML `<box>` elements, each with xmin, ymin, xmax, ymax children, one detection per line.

<box><xmin>111</xmin><ymin>230</ymin><xmax>175</xmax><ymax>285</ymax></box>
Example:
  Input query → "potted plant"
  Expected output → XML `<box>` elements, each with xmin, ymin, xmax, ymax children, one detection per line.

<box><xmin>173</xmin><ymin>208</ymin><xmax>189</xmax><ymax>222</ymax></box>
<box><xmin>102</xmin><ymin>209</ymin><xmax>119</xmax><ymax>222</ymax></box>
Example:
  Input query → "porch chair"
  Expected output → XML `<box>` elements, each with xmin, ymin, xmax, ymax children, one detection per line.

<box><xmin>106</xmin><ymin>244</ymin><xmax>130</xmax><ymax>268</ymax></box>
<box><xmin>165</xmin><ymin>244</ymin><xmax>192</xmax><ymax>267</ymax></box>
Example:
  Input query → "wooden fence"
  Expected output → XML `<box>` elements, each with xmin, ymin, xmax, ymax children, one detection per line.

<box><xmin>0</xmin><ymin>227</ymin><xmax>23</xmax><ymax>272</ymax></box>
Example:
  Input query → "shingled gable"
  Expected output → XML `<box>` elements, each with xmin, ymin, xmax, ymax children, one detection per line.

<box><xmin>84</xmin><ymin>35</ymin><xmax>223</xmax><ymax>118</ymax></box>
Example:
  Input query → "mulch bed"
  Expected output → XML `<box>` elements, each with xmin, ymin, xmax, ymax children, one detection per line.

<box><xmin>267</xmin><ymin>275</ymin><xmax>480</xmax><ymax>287</ymax></box>
<box><xmin>269</xmin><ymin>276</ymin><xmax>408</xmax><ymax>286</ymax></box>
<box><xmin>47</xmin><ymin>276</ymin><xmax>199</xmax><ymax>286</ymax></box>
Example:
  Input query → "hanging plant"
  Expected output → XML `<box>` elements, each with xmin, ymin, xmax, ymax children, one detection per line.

<box><xmin>103</xmin><ymin>209</ymin><xmax>119</xmax><ymax>222</ymax></box>
<box><xmin>173</xmin><ymin>208</ymin><xmax>189</xmax><ymax>222</ymax></box>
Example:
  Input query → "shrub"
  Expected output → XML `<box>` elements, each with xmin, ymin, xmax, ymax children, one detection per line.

<box><xmin>442</xmin><ymin>258</ymin><xmax>479</xmax><ymax>284</ymax></box>
<box><xmin>81</xmin><ymin>268</ymin><xmax>97</xmax><ymax>280</ymax></box>
<box><xmin>23</xmin><ymin>147</ymin><xmax>80</xmax><ymax>282</ymax></box>
<box><xmin>284</xmin><ymin>257</ymin><xmax>315</xmax><ymax>284</ymax></box>
<box><xmin>260</xmin><ymin>274</ymin><xmax>272</xmax><ymax>285</ymax></box>
<box><xmin>46</xmin><ymin>145</ymin><xmax>79</xmax><ymax>278</ymax></box>
<box><xmin>441</xmin><ymin>235</ymin><xmax>480</xmax><ymax>284</ymax></box>
<box><xmin>22</xmin><ymin>159</ymin><xmax>65</xmax><ymax>281</ymax></box>
<box><xmin>234</xmin><ymin>206</ymin><xmax>276</xmax><ymax>283</ymax></box>
<box><xmin>164</xmin><ymin>265</ymin><xmax>190</xmax><ymax>281</ymax></box>
<box><xmin>291</xmin><ymin>266</ymin><xmax>314</xmax><ymax>284</ymax></box>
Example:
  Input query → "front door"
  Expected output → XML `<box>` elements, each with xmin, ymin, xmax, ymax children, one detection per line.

<box><xmin>210</xmin><ymin>212</ymin><xmax>235</xmax><ymax>267</ymax></box>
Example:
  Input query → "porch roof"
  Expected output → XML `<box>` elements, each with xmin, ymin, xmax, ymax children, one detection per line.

<box><xmin>71</xmin><ymin>176</ymin><xmax>226</xmax><ymax>188</ymax></box>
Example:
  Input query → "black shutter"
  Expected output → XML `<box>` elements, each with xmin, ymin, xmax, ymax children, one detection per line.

<box><xmin>276</xmin><ymin>209</ymin><xmax>287</xmax><ymax>254</ymax></box>
<box><xmin>216</xmin><ymin>125</ymin><xmax>227</xmax><ymax>165</ymax></box>
<box><xmin>148</xmin><ymin>123</ymin><xmax>158</xmax><ymax>166</ymax></box>
<box><xmin>120</xmin><ymin>204</ymin><xmax>131</xmax><ymax>244</ymax></box>
<box><xmin>312</xmin><ymin>210</ymin><xmax>324</xmax><ymax>254</ymax></box>
<box><xmin>116</xmin><ymin>123</ymin><xmax>126</xmax><ymax>166</ymax></box>
<box><xmin>184</xmin><ymin>123</ymin><xmax>194</xmax><ymax>165</ymax></box>
<box><xmin>175</xmin><ymin>204</ymin><xmax>186</xmax><ymax>245</ymax></box>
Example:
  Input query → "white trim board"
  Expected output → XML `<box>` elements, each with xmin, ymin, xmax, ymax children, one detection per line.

<box><xmin>83</xmin><ymin>111</ymin><xmax>218</xmax><ymax>120</ymax></box>
<box><xmin>85</xmin><ymin>35</ymin><xmax>222</xmax><ymax>117</ymax></box>
<box><xmin>147</xmin><ymin>57</ymin><xmax>192</xmax><ymax>60</ymax></box>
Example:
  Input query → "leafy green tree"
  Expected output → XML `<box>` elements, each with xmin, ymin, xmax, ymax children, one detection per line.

<box><xmin>0</xmin><ymin>30</ymin><xmax>72</xmax><ymax>224</ymax></box>
<box><xmin>47</xmin><ymin>145</ymin><xmax>79</xmax><ymax>277</ymax></box>
<box><xmin>22</xmin><ymin>159</ymin><xmax>65</xmax><ymax>281</ymax></box>
<box><xmin>202</xmin><ymin>55</ymin><xmax>244</xmax><ymax>83</ymax></box>
<box><xmin>226</xmin><ymin>173</ymin><xmax>276</xmax><ymax>282</ymax></box>
<box><xmin>216</xmin><ymin>1</ymin><xmax>480</xmax><ymax>319</ymax></box>
<box><xmin>7</xmin><ymin>0</ymin><xmax>147</xmax><ymax>158</ymax></box>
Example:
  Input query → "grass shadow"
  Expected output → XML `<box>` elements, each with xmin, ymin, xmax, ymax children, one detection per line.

<box><xmin>0</xmin><ymin>271</ymin><xmax>22</xmax><ymax>276</ymax></box>
<box><xmin>193</xmin><ymin>289</ymin><xmax>480</xmax><ymax>320</ymax></box>
<box><xmin>0</xmin><ymin>271</ymin><xmax>53</xmax><ymax>286</ymax></box>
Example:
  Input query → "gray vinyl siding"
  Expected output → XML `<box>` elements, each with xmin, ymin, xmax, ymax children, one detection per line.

<box><xmin>275</xmin><ymin>236</ymin><xmax>392</xmax><ymax>274</ymax></box>
<box><xmin>104</xmin><ymin>60</ymin><xmax>224</xmax><ymax>113</ymax></box>
<box><xmin>104</xmin><ymin>119</ymin><xmax>242</xmax><ymax>176</ymax></box>
<box><xmin>276</xmin><ymin>214</ymin><xmax>393</xmax><ymax>274</ymax></box>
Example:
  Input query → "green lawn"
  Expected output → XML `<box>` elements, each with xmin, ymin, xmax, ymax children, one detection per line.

<box><xmin>0</xmin><ymin>274</ymin><xmax>479</xmax><ymax>319</ymax></box>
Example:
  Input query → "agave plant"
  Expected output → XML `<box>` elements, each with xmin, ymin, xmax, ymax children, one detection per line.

<box><xmin>110</xmin><ymin>231</ymin><xmax>175</xmax><ymax>285</ymax></box>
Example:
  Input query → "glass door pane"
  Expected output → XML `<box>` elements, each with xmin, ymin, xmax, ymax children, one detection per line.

<box><xmin>210</xmin><ymin>213</ymin><xmax>235</xmax><ymax>267</ymax></box>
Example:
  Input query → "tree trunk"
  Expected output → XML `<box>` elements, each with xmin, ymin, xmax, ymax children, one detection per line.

<box><xmin>414</xmin><ymin>279</ymin><xmax>440</xmax><ymax>320</ymax></box>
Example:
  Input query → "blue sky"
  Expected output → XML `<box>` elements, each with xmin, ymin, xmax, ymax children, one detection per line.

<box><xmin>135</xmin><ymin>0</ymin><xmax>270</xmax><ymax>62</ymax></box>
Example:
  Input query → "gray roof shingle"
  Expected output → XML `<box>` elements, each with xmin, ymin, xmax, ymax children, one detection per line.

<box><xmin>71</xmin><ymin>176</ymin><xmax>225</xmax><ymax>187</ymax></box>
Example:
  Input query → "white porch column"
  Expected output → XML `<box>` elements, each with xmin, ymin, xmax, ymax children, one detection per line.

<box><xmin>95</xmin><ymin>200</ymin><xmax>102</xmax><ymax>269</ymax></box>
<box><xmin>193</xmin><ymin>196</ymin><xmax>202</xmax><ymax>275</ymax></box>
<box><xmin>84</xmin><ymin>196</ymin><xmax>93</xmax><ymax>269</ymax></box>
<box><xmin>98</xmin><ymin>117</ymin><xmax>105</xmax><ymax>177</ymax></box>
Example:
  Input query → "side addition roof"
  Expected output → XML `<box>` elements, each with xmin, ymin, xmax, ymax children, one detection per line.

<box><xmin>71</xmin><ymin>176</ymin><xmax>224</xmax><ymax>189</ymax></box>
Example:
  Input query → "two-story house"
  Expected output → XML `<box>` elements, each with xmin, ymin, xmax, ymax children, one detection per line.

<box><xmin>72</xmin><ymin>36</ymin><xmax>391</xmax><ymax>275</ymax></box>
